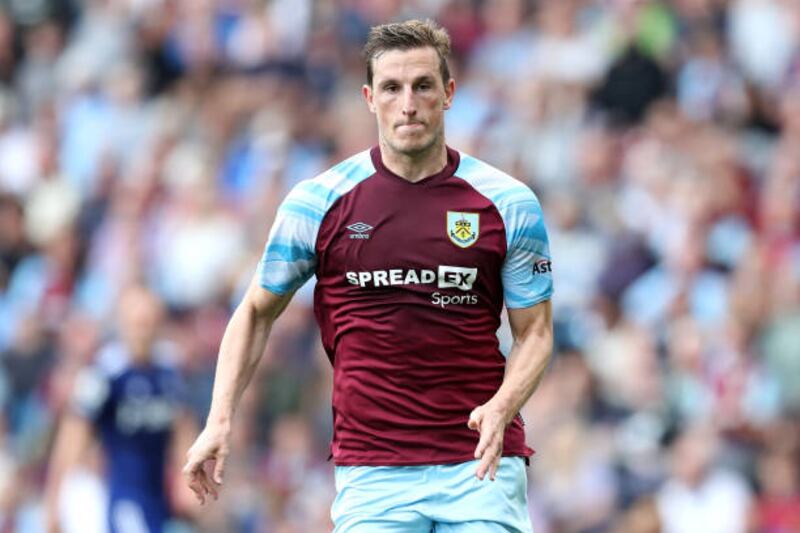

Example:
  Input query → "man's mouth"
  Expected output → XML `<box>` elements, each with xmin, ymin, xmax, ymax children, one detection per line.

<box><xmin>396</xmin><ymin>122</ymin><xmax>425</xmax><ymax>130</ymax></box>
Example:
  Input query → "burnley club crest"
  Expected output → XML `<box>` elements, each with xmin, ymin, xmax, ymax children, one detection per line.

<box><xmin>447</xmin><ymin>211</ymin><xmax>479</xmax><ymax>248</ymax></box>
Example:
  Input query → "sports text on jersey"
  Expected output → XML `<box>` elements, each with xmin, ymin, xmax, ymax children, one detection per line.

<box><xmin>431</xmin><ymin>292</ymin><xmax>478</xmax><ymax>307</ymax></box>
<box><xmin>345</xmin><ymin>265</ymin><xmax>478</xmax><ymax>291</ymax></box>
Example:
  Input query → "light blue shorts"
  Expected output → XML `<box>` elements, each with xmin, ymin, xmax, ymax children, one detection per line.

<box><xmin>332</xmin><ymin>457</ymin><xmax>532</xmax><ymax>532</ymax></box>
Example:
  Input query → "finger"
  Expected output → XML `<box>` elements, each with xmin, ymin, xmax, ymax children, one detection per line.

<box><xmin>181</xmin><ymin>457</ymin><xmax>196</xmax><ymax>477</ymax></box>
<box><xmin>201</xmin><ymin>469</ymin><xmax>218</xmax><ymax>500</ymax></box>
<box><xmin>185</xmin><ymin>460</ymin><xmax>216</xmax><ymax>504</ymax></box>
<box><xmin>182</xmin><ymin>454</ymin><xmax>204</xmax><ymax>479</ymax></box>
<box><xmin>477</xmin><ymin>446</ymin><xmax>500</xmax><ymax>480</ymax></box>
<box><xmin>473</xmin><ymin>425</ymin><xmax>493</xmax><ymax>459</ymax></box>
<box><xmin>467</xmin><ymin>408</ymin><xmax>481</xmax><ymax>431</ymax></box>
<box><xmin>188</xmin><ymin>477</ymin><xmax>206</xmax><ymax>505</ymax></box>
<box><xmin>207</xmin><ymin>480</ymin><xmax>219</xmax><ymax>501</ymax></box>
<box><xmin>196</xmin><ymin>465</ymin><xmax>218</xmax><ymax>501</ymax></box>
<box><xmin>188</xmin><ymin>466</ymin><xmax>209</xmax><ymax>503</ymax></box>
<box><xmin>489</xmin><ymin>454</ymin><xmax>502</xmax><ymax>481</ymax></box>
<box><xmin>475</xmin><ymin>451</ymin><xmax>493</xmax><ymax>480</ymax></box>
<box><xmin>213</xmin><ymin>452</ymin><xmax>227</xmax><ymax>485</ymax></box>
<box><xmin>182</xmin><ymin>460</ymin><xmax>203</xmax><ymax>498</ymax></box>
<box><xmin>475</xmin><ymin>436</ymin><xmax>502</xmax><ymax>480</ymax></box>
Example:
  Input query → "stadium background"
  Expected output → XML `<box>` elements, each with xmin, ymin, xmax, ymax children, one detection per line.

<box><xmin>0</xmin><ymin>0</ymin><xmax>799</xmax><ymax>531</ymax></box>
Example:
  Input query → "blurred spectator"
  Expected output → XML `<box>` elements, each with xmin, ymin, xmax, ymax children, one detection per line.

<box><xmin>1</xmin><ymin>314</ymin><xmax>53</xmax><ymax>460</ymax></box>
<box><xmin>676</xmin><ymin>25</ymin><xmax>749</xmax><ymax>124</ymax></box>
<box><xmin>753</xmin><ymin>447</ymin><xmax>800</xmax><ymax>532</ymax></box>
<box><xmin>612</xmin><ymin>496</ymin><xmax>661</xmax><ymax>533</ymax></box>
<box><xmin>0</xmin><ymin>193</ymin><xmax>31</xmax><ymax>292</ymax></box>
<box><xmin>469</xmin><ymin>0</ymin><xmax>536</xmax><ymax>86</ymax></box>
<box><xmin>728</xmin><ymin>0</ymin><xmax>798</xmax><ymax>91</ymax></box>
<box><xmin>0</xmin><ymin>91</ymin><xmax>41</xmax><ymax>196</ymax></box>
<box><xmin>656</xmin><ymin>426</ymin><xmax>752</xmax><ymax>533</ymax></box>
<box><xmin>43</xmin><ymin>285</ymin><xmax>196</xmax><ymax>533</ymax></box>
<box><xmin>592</xmin><ymin>44</ymin><xmax>670</xmax><ymax>125</ymax></box>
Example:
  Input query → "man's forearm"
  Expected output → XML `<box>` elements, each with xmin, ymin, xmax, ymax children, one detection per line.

<box><xmin>182</xmin><ymin>283</ymin><xmax>291</xmax><ymax>502</ymax></box>
<box><xmin>489</xmin><ymin>305</ymin><xmax>553</xmax><ymax>425</ymax></box>
<box><xmin>206</xmin><ymin>300</ymin><xmax>274</xmax><ymax>428</ymax></box>
<box><xmin>491</xmin><ymin>337</ymin><xmax>552</xmax><ymax>424</ymax></box>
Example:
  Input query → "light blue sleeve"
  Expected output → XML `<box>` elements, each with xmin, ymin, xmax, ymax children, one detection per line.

<box><xmin>501</xmin><ymin>189</ymin><xmax>553</xmax><ymax>309</ymax></box>
<box><xmin>257</xmin><ymin>150</ymin><xmax>376</xmax><ymax>295</ymax></box>
<box><xmin>258</xmin><ymin>181</ymin><xmax>324</xmax><ymax>295</ymax></box>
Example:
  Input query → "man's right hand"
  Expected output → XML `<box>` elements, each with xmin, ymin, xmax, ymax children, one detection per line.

<box><xmin>182</xmin><ymin>425</ymin><xmax>231</xmax><ymax>505</ymax></box>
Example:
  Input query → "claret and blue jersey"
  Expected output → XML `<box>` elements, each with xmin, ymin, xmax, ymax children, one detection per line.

<box><xmin>72</xmin><ymin>341</ymin><xmax>185</xmax><ymax>533</ymax></box>
<box><xmin>258</xmin><ymin>146</ymin><xmax>553</xmax><ymax>466</ymax></box>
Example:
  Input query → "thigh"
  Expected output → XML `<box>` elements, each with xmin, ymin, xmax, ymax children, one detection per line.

<box><xmin>428</xmin><ymin>458</ymin><xmax>532</xmax><ymax>533</ymax></box>
<box><xmin>332</xmin><ymin>465</ymin><xmax>434</xmax><ymax>533</ymax></box>
<box><xmin>334</xmin><ymin>511</ymin><xmax>433</xmax><ymax>533</ymax></box>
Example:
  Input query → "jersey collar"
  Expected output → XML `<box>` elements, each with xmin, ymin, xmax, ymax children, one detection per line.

<box><xmin>370</xmin><ymin>145</ymin><xmax>460</xmax><ymax>186</ymax></box>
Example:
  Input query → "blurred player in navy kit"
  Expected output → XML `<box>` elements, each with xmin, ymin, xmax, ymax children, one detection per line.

<box><xmin>45</xmin><ymin>286</ymin><xmax>196</xmax><ymax>533</ymax></box>
<box><xmin>184</xmin><ymin>19</ymin><xmax>554</xmax><ymax>532</ymax></box>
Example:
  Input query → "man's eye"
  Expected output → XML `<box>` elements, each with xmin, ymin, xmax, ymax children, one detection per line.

<box><xmin>385</xmin><ymin>85</ymin><xmax>399</xmax><ymax>93</ymax></box>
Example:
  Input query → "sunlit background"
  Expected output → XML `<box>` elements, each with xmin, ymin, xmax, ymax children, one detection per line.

<box><xmin>0</xmin><ymin>0</ymin><xmax>798</xmax><ymax>531</ymax></box>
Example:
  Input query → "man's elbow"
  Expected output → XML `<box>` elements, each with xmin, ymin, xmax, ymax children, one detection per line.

<box><xmin>241</xmin><ymin>283</ymin><xmax>292</xmax><ymax>324</ymax></box>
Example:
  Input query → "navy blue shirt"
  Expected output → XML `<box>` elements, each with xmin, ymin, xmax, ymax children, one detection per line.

<box><xmin>72</xmin><ymin>341</ymin><xmax>185</xmax><ymax>531</ymax></box>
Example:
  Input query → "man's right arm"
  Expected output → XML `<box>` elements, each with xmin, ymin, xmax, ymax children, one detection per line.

<box><xmin>182</xmin><ymin>274</ymin><xmax>293</xmax><ymax>504</ymax></box>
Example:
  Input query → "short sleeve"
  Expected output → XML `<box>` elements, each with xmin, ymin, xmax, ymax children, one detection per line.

<box><xmin>257</xmin><ymin>150</ymin><xmax>376</xmax><ymax>294</ymax></box>
<box><xmin>501</xmin><ymin>190</ymin><xmax>553</xmax><ymax>308</ymax></box>
<box><xmin>258</xmin><ymin>181</ymin><xmax>323</xmax><ymax>295</ymax></box>
<box><xmin>71</xmin><ymin>367</ymin><xmax>110</xmax><ymax>422</ymax></box>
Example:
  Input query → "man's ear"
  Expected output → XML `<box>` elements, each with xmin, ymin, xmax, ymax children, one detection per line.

<box><xmin>443</xmin><ymin>78</ymin><xmax>455</xmax><ymax>110</ymax></box>
<box><xmin>362</xmin><ymin>84</ymin><xmax>376</xmax><ymax>114</ymax></box>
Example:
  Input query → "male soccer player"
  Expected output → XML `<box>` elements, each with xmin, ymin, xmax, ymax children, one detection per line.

<box><xmin>45</xmin><ymin>286</ymin><xmax>195</xmax><ymax>533</ymax></box>
<box><xmin>183</xmin><ymin>19</ymin><xmax>554</xmax><ymax>532</ymax></box>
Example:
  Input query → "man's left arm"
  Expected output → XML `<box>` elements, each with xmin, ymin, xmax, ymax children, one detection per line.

<box><xmin>468</xmin><ymin>299</ymin><xmax>553</xmax><ymax>480</ymax></box>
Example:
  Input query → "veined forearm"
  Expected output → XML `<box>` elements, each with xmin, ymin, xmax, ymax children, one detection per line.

<box><xmin>206</xmin><ymin>302</ymin><xmax>273</xmax><ymax>427</ymax></box>
<box><xmin>491</xmin><ymin>321</ymin><xmax>553</xmax><ymax>425</ymax></box>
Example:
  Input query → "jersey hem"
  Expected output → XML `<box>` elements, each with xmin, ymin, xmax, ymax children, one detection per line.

<box><xmin>332</xmin><ymin>449</ymin><xmax>534</xmax><ymax>467</ymax></box>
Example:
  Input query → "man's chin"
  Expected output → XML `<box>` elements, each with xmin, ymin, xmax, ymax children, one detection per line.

<box><xmin>388</xmin><ymin>137</ymin><xmax>436</xmax><ymax>156</ymax></box>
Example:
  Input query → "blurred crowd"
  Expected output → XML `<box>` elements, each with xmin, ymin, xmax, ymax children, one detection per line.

<box><xmin>0</xmin><ymin>0</ymin><xmax>798</xmax><ymax>531</ymax></box>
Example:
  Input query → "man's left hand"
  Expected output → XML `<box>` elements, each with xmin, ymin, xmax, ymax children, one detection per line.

<box><xmin>467</xmin><ymin>403</ymin><xmax>508</xmax><ymax>481</ymax></box>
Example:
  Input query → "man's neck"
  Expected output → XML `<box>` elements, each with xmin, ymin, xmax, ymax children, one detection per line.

<box><xmin>378</xmin><ymin>138</ymin><xmax>447</xmax><ymax>183</ymax></box>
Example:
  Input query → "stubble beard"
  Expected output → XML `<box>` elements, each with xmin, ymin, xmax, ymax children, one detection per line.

<box><xmin>383</xmin><ymin>123</ymin><xmax>444</xmax><ymax>159</ymax></box>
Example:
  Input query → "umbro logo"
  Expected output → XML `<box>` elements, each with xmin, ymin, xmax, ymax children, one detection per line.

<box><xmin>347</xmin><ymin>222</ymin><xmax>373</xmax><ymax>240</ymax></box>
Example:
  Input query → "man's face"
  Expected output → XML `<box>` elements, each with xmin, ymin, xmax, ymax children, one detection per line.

<box><xmin>119</xmin><ymin>287</ymin><xmax>163</xmax><ymax>358</ymax></box>
<box><xmin>363</xmin><ymin>47</ymin><xmax>455</xmax><ymax>157</ymax></box>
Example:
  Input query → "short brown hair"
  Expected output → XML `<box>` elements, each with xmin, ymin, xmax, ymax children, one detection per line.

<box><xmin>363</xmin><ymin>19</ymin><xmax>452</xmax><ymax>87</ymax></box>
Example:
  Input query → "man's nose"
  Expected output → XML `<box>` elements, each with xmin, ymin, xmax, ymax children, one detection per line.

<box><xmin>402</xmin><ymin>86</ymin><xmax>417</xmax><ymax>116</ymax></box>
